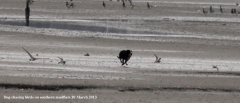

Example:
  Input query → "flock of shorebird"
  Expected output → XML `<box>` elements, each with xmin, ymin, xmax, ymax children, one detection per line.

<box><xmin>22</xmin><ymin>47</ymin><xmax>219</xmax><ymax>72</ymax></box>
<box><xmin>203</xmin><ymin>3</ymin><xmax>240</xmax><ymax>15</ymax></box>
<box><xmin>102</xmin><ymin>0</ymin><xmax>153</xmax><ymax>9</ymax></box>
<box><xmin>23</xmin><ymin>0</ymin><xmax>220</xmax><ymax>71</ymax></box>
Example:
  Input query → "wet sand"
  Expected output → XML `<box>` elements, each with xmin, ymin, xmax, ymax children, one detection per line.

<box><xmin>0</xmin><ymin>0</ymin><xmax>240</xmax><ymax>103</ymax></box>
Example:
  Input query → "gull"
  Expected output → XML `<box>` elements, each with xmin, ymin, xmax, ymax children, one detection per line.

<box><xmin>58</xmin><ymin>57</ymin><xmax>66</xmax><ymax>65</ymax></box>
<box><xmin>213</xmin><ymin>65</ymin><xmax>219</xmax><ymax>72</ymax></box>
<box><xmin>154</xmin><ymin>54</ymin><xmax>161</xmax><ymax>63</ymax></box>
<box><xmin>22</xmin><ymin>47</ymin><xmax>49</xmax><ymax>61</ymax></box>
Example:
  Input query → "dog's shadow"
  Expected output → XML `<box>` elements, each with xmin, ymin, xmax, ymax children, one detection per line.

<box><xmin>121</xmin><ymin>66</ymin><xmax>129</xmax><ymax>68</ymax></box>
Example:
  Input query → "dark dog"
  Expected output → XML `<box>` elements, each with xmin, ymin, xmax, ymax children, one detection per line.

<box><xmin>117</xmin><ymin>50</ymin><xmax>132</xmax><ymax>65</ymax></box>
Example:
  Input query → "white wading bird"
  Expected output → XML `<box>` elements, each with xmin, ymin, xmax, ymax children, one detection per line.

<box><xmin>22</xmin><ymin>47</ymin><xmax>49</xmax><ymax>61</ymax></box>
<box><xmin>58</xmin><ymin>57</ymin><xmax>66</xmax><ymax>65</ymax></box>
<box><xmin>154</xmin><ymin>54</ymin><xmax>161</xmax><ymax>63</ymax></box>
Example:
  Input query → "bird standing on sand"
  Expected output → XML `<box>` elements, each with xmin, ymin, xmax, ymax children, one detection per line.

<box><xmin>66</xmin><ymin>2</ymin><xmax>70</xmax><ymax>9</ymax></box>
<box><xmin>154</xmin><ymin>54</ymin><xmax>161</xmax><ymax>63</ymax></box>
<box><xmin>231</xmin><ymin>8</ymin><xmax>234</xmax><ymax>14</ymax></box>
<box><xmin>147</xmin><ymin>2</ymin><xmax>150</xmax><ymax>9</ymax></box>
<box><xmin>131</xmin><ymin>5</ymin><xmax>134</xmax><ymax>9</ymax></box>
<box><xmin>213</xmin><ymin>65</ymin><xmax>219</xmax><ymax>72</ymax></box>
<box><xmin>220</xmin><ymin>6</ymin><xmax>223</xmax><ymax>13</ymax></box>
<box><xmin>203</xmin><ymin>8</ymin><xmax>208</xmax><ymax>15</ymax></box>
<box><xmin>210</xmin><ymin>6</ymin><xmax>214</xmax><ymax>13</ymax></box>
<box><xmin>123</xmin><ymin>1</ymin><xmax>126</xmax><ymax>8</ymax></box>
<box><xmin>22</xmin><ymin>47</ymin><xmax>48</xmax><ymax>61</ymax></box>
<box><xmin>70</xmin><ymin>3</ymin><xmax>74</xmax><ymax>8</ymax></box>
<box><xmin>58</xmin><ymin>57</ymin><xmax>66</xmax><ymax>65</ymax></box>
<box><xmin>233</xmin><ymin>8</ymin><xmax>237</xmax><ymax>14</ymax></box>
<box><xmin>103</xmin><ymin>1</ymin><xmax>106</xmax><ymax>8</ymax></box>
<box><xmin>29</xmin><ymin>0</ymin><xmax>34</xmax><ymax>5</ymax></box>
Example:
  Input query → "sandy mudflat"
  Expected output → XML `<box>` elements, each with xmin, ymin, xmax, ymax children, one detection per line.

<box><xmin>0</xmin><ymin>0</ymin><xmax>240</xmax><ymax>103</ymax></box>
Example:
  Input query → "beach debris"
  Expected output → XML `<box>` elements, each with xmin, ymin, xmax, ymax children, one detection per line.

<box><xmin>84</xmin><ymin>53</ymin><xmax>90</xmax><ymax>56</ymax></box>
<box><xmin>22</xmin><ymin>47</ymin><xmax>49</xmax><ymax>61</ymax></box>
<box><xmin>154</xmin><ymin>54</ymin><xmax>161</xmax><ymax>63</ymax></box>
<box><xmin>103</xmin><ymin>1</ymin><xmax>106</xmax><ymax>8</ymax></box>
<box><xmin>117</xmin><ymin>50</ymin><xmax>132</xmax><ymax>66</ymax></box>
<box><xmin>213</xmin><ymin>65</ymin><xmax>219</xmax><ymax>72</ymax></box>
<box><xmin>58</xmin><ymin>57</ymin><xmax>66</xmax><ymax>65</ymax></box>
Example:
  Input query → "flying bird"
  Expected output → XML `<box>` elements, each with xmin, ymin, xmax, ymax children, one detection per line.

<box><xmin>213</xmin><ymin>65</ymin><xmax>219</xmax><ymax>72</ymax></box>
<box><xmin>154</xmin><ymin>54</ymin><xmax>161</xmax><ymax>63</ymax></box>
<box><xmin>22</xmin><ymin>47</ymin><xmax>48</xmax><ymax>61</ymax></box>
<box><xmin>58</xmin><ymin>57</ymin><xmax>66</xmax><ymax>65</ymax></box>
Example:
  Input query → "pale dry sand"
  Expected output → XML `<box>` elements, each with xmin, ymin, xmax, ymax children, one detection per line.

<box><xmin>1</xmin><ymin>0</ymin><xmax>240</xmax><ymax>103</ymax></box>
